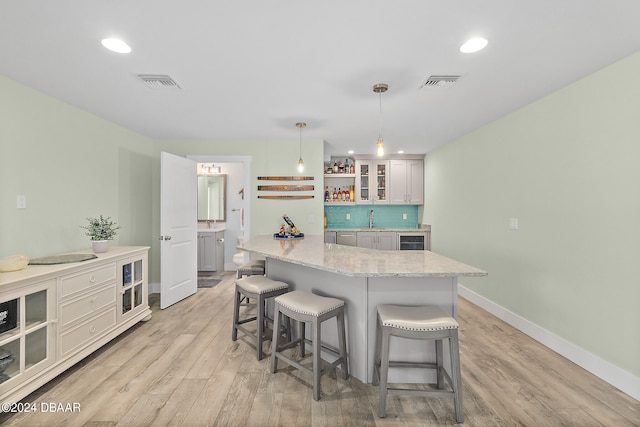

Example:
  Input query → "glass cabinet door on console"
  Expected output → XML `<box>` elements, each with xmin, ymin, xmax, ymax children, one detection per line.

<box><xmin>118</xmin><ymin>255</ymin><xmax>147</xmax><ymax>322</ymax></box>
<box><xmin>0</xmin><ymin>280</ymin><xmax>55</xmax><ymax>397</ymax></box>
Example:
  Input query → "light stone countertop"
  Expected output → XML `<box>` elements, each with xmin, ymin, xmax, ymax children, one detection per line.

<box><xmin>325</xmin><ymin>228</ymin><xmax>429</xmax><ymax>232</ymax></box>
<box><xmin>197</xmin><ymin>227</ymin><xmax>226</xmax><ymax>233</ymax></box>
<box><xmin>239</xmin><ymin>235</ymin><xmax>486</xmax><ymax>278</ymax></box>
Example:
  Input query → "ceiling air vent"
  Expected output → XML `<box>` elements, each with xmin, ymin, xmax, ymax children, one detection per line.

<box><xmin>137</xmin><ymin>74</ymin><xmax>181</xmax><ymax>89</ymax></box>
<box><xmin>419</xmin><ymin>75</ymin><xmax>460</xmax><ymax>89</ymax></box>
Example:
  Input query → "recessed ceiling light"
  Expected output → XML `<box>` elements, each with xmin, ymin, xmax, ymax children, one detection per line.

<box><xmin>101</xmin><ymin>38</ymin><xmax>131</xmax><ymax>54</ymax></box>
<box><xmin>397</xmin><ymin>150</ymin><xmax>404</xmax><ymax>154</ymax></box>
<box><xmin>348</xmin><ymin>150</ymin><xmax>354</xmax><ymax>154</ymax></box>
<box><xmin>460</xmin><ymin>37</ymin><xmax>487</xmax><ymax>53</ymax></box>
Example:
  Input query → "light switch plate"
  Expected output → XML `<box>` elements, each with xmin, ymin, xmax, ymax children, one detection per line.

<box><xmin>403</xmin><ymin>213</ymin><xmax>407</xmax><ymax>220</ymax></box>
<box><xmin>308</xmin><ymin>214</ymin><xmax>314</xmax><ymax>223</ymax></box>
<box><xmin>17</xmin><ymin>195</ymin><xmax>26</xmax><ymax>209</ymax></box>
<box><xmin>509</xmin><ymin>218</ymin><xmax>519</xmax><ymax>230</ymax></box>
<box><xmin>346</xmin><ymin>213</ymin><xmax>351</xmax><ymax>220</ymax></box>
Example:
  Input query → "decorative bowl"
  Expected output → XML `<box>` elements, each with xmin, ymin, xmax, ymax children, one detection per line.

<box><xmin>0</xmin><ymin>254</ymin><xmax>30</xmax><ymax>272</ymax></box>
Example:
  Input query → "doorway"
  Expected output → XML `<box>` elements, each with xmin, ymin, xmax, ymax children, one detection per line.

<box><xmin>188</xmin><ymin>155</ymin><xmax>251</xmax><ymax>271</ymax></box>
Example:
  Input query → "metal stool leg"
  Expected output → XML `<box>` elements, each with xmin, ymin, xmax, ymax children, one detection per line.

<box><xmin>270</xmin><ymin>305</ymin><xmax>282</xmax><ymax>374</ymax></box>
<box><xmin>450</xmin><ymin>329</ymin><xmax>464</xmax><ymax>423</ymax></box>
<box><xmin>337</xmin><ymin>310</ymin><xmax>348</xmax><ymax>379</ymax></box>
<box><xmin>378</xmin><ymin>327</ymin><xmax>391</xmax><ymax>418</ymax></box>
<box><xmin>312</xmin><ymin>317</ymin><xmax>322</xmax><ymax>401</ymax></box>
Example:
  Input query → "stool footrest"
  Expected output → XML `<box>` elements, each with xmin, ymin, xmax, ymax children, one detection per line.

<box><xmin>387</xmin><ymin>388</ymin><xmax>454</xmax><ymax>398</ymax></box>
<box><xmin>387</xmin><ymin>361</ymin><xmax>439</xmax><ymax>370</ymax></box>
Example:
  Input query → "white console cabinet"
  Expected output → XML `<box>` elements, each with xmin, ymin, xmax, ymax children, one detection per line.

<box><xmin>0</xmin><ymin>246</ymin><xmax>151</xmax><ymax>403</ymax></box>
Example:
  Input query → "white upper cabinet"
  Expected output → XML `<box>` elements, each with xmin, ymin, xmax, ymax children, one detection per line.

<box><xmin>389</xmin><ymin>159</ymin><xmax>424</xmax><ymax>205</ymax></box>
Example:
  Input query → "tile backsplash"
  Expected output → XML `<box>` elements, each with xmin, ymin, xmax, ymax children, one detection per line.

<box><xmin>325</xmin><ymin>205</ymin><xmax>419</xmax><ymax>229</ymax></box>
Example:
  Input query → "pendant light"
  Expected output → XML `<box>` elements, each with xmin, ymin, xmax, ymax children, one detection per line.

<box><xmin>296</xmin><ymin>122</ymin><xmax>306</xmax><ymax>173</ymax></box>
<box><xmin>373</xmin><ymin>83</ymin><xmax>388</xmax><ymax>156</ymax></box>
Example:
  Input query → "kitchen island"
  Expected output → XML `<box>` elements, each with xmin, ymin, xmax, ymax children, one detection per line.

<box><xmin>239</xmin><ymin>235</ymin><xmax>487</xmax><ymax>383</ymax></box>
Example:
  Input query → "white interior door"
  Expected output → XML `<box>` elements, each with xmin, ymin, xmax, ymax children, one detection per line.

<box><xmin>160</xmin><ymin>152</ymin><xmax>197</xmax><ymax>309</ymax></box>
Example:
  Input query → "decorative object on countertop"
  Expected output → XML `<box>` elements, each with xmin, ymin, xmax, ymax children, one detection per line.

<box><xmin>80</xmin><ymin>215</ymin><xmax>120</xmax><ymax>253</ymax></box>
<box><xmin>274</xmin><ymin>214</ymin><xmax>304</xmax><ymax>239</ymax></box>
<box><xmin>29</xmin><ymin>253</ymin><xmax>98</xmax><ymax>265</ymax></box>
<box><xmin>0</xmin><ymin>254</ymin><xmax>29</xmax><ymax>272</ymax></box>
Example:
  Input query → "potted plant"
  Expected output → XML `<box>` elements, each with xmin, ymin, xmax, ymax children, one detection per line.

<box><xmin>80</xmin><ymin>215</ymin><xmax>121</xmax><ymax>253</ymax></box>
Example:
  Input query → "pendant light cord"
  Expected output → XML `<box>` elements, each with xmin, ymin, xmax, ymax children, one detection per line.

<box><xmin>378</xmin><ymin>90</ymin><xmax>383</xmax><ymax>138</ymax></box>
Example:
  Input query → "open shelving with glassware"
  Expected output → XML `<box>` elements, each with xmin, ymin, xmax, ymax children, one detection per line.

<box><xmin>324</xmin><ymin>157</ymin><xmax>356</xmax><ymax>204</ymax></box>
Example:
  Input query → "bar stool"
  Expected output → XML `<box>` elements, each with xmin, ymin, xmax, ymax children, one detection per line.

<box><xmin>236</xmin><ymin>259</ymin><xmax>265</xmax><ymax>279</ymax></box>
<box><xmin>232</xmin><ymin>275</ymin><xmax>289</xmax><ymax>360</ymax></box>
<box><xmin>270</xmin><ymin>290</ymin><xmax>348</xmax><ymax>401</ymax></box>
<box><xmin>372</xmin><ymin>305</ymin><xmax>463</xmax><ymax>423</ymax></box>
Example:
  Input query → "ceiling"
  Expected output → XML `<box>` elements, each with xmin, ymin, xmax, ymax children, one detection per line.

<box><xmin>2</xmin><ymin>1</ymin><xmax>640</xmax><ymax>158</ymax></box>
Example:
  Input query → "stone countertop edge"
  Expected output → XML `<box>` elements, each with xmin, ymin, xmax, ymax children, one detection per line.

<box><xmin>239</xmin><ymin>235</ymin><xmax>486</xmax><ymax>278</ymax></box>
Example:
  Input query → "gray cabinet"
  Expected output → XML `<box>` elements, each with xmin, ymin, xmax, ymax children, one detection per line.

<box><xmin>324</xmin><ymin>231</ymin><xmax>337</xmax><ymax>244</ymax></box>
<box><xmin>356</xmin><ymin>230</ymin><xmax>397</xmax><ymax>250</ymax></box>
<box><xmin>198</xmin><ymin>231</ymin><xmax>224</xmax><ymax>271</ymax></box>
<box><xmin>389</xmin><ymin>159</ymin><xmax>424</xmax><ymax>204</ymax></box>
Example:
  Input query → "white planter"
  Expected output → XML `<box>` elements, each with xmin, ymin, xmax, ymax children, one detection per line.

<box><xmin>92</xmin><ymin>240</ymin><xmax>110</xmax><ymax>253</ymax></box>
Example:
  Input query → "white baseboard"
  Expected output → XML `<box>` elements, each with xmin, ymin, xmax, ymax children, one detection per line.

<box><xmin>458</xmin><ymin>285</ymin><xmax>640</xmax><ymax>401</ymax></box>
<box><xmin>149</xmin><ymin>281</ymin><xmax>160</xmax><ymax>294</ymax></box>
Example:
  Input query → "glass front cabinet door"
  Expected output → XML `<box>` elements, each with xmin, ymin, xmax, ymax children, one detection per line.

<box><xmin>118</xmin><ymin>254</ymin><xmax>147</xmax><ymax>322</ymax></box>
<box><xmin>356</xmin><ymin>160</ymin><xmax>389</xmax><ymax>204</ymax></box>
<box><xmin>355</xmin><ymin>161</ymin><xmax>371</xmax><ymax>203</ymax></box>
<box><xmin>0</xmin><ymin>280</ymin><xmax>56</xmax><ymax>397</ymax></box>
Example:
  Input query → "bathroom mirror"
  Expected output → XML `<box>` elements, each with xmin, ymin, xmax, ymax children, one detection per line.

<box><xmin>197</xmin><ymin>174</ymin><xmax>227</xmax><ymax>222</ymax></box>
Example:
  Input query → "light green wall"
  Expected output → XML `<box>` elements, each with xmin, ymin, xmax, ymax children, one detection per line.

<box><xmin>423</xmin><ymin>52</ymin><xmax>640</xmax><ymax>376</ymax></box>
<box><xmin>0</xmin><ymin>76</ymin><xmax>154</xmax><ymax>258</ymax></box>
<box><xmin>0</xmin><ymin>76</ymin><xmax>324</xmax><ymax>289</ymax></box>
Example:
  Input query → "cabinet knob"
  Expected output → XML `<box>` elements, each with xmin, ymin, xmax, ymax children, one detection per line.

<box><xmin>89</xmin><ymin>275</ymin><xmax>96</xmax><ymax>283</ymax></box>
<box><xmin>89</xmin><ymin>325</ymin><xmax>96</xmax><ymax>334</ymax></box>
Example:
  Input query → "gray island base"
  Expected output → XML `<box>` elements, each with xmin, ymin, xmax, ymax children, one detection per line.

<box><xmin>239</xmin><ymin>235</ymin><xmax>487</xmax><ymax>384</ymax></box>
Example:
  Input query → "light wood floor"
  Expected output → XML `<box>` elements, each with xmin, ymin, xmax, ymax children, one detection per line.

<box><xmin>1</xmin><ymin>272</ymin><xmax>638</xmax><ymax>426</ymax></box>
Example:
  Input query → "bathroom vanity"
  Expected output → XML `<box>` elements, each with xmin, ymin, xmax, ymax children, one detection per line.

<box><xmin>197</xmin><ymin>230</ymin><xmax>225</xmax><ymax>272</ymax></box>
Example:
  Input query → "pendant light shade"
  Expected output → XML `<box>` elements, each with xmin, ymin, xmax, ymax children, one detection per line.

<box><xmin>373</xmin><ymin>83</ymin><xmax>388</xmax><ymax>157</ymax></box>
<box><xmin>296</xmin><ymin>122</ymin><xmax>306</xmax><ymax>173</ymax></box>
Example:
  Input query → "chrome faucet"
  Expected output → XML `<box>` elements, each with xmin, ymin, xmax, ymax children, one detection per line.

<box><xmin>369</xmin><ymin>209</ymin><xmax>374</xmax><ymax>228</ymax></box>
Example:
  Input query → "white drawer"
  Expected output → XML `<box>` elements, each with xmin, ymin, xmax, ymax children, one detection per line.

<box><xmin>59</xmin><ymin>307</ymin><xmax>116</xmax><ymax>357</ymax></box>
<box><xmin>60</xmin><ymin>263</ymin><xmax>116</xmax><ymax>298</ymax></box>
<box><xmin>59</xmin><ymin>285</ymin><xmax>116</xmax><ymax>328</ymax></box>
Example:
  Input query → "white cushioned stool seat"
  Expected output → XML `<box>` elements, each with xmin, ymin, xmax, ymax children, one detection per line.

<box><xmin>236</xmin><ymin>275</ymin><xmax>288</xmax><ymax>295</ymax></box>
<box><xmin>373</xmin><ymin>304</ymin><xmax>464</xmax><ymax>423</ymax></box>
<box><xmin>270</xmin><ymin>290</ymin><xmax>348</xmax><ymax>401</ymax></box>
<box><xmin>377</xmin><ymin>305</ymin><xmax>458</xmax><ymax>331</ymax></box>
<box><xmin>274</xmin><ymin>291</ymin><xmax>344</xmax><ymax>317</ymax></box>
<box><xmin>236</xmin><ymin>259</ymin><xmax>265</xmax><ymax>279</ymax></box>
<box><xmin>232</xmin><ymin>275</ymin><xmax>290</xmax><ymax>360</ymax></box>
